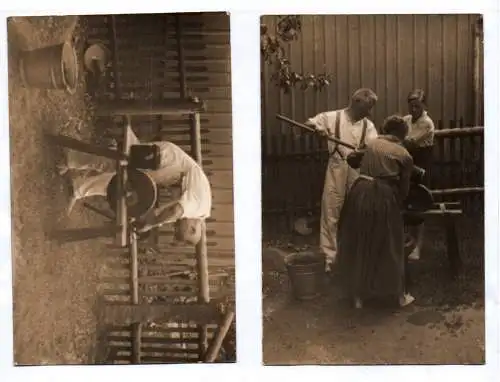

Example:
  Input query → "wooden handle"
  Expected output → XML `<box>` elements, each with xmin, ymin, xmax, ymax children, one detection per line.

<box><xmin>275</xmin><ymin>113</ymin><xmax>357</xmax><ymax>150</ymax></box>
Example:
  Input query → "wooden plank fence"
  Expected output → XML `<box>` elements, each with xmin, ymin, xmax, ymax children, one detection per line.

<box><xmin>262</xmin><ymin>119</ymin><xmax>484</xmax><ymax>239</ymax></box>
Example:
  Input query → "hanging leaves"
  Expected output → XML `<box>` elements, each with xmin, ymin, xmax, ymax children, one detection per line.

<box><xmin>261</xmin><ymin>15</ymin><xmax>333</xmax><ymax>93</ymax></box>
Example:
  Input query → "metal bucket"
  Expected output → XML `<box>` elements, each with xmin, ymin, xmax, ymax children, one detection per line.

<box><xmin>285</xmin><ymin>251</ymin><xmax>325</xmax><ymax>301</ymax></box>
<box><xmin>19</xmin><ymin>41</ymin><xmax>78</xmax><ymax>94</ymax></box>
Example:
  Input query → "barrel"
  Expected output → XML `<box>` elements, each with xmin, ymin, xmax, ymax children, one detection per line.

<box><xmin>285</xmin><ymin>252</ymin><xmax>325</xmax><ymax>301</ymax></box>
<box><xmin>19</xmin><ymin>41</ymin><xmax>78</xmax><ymax>94</ymax></box>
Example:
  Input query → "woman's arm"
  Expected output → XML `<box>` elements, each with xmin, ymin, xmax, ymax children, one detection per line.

<box><xmin>407</xmin><ymin>118</ymin><xmax>435</xmax><ymax>146</ymax></box>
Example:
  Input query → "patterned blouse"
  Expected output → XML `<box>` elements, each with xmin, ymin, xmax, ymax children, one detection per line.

<box><xmin>403</xmin><ymin>111</ymin><xmax>435</xmax><ymax>148</ymax></box>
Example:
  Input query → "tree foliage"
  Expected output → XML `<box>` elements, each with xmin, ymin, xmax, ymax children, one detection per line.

<box><xmin>260</xmin><ymin>15</ymin><xmax>331</xmax><ymax>93</ymax></box>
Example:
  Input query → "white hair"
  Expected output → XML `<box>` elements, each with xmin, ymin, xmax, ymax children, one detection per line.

<box><xmin>350</xmin><ymin>88</ymin><xmax>378</xmax><ymax>105</ymax></box>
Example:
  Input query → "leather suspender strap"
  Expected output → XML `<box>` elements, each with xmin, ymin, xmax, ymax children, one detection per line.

<box><xmin>359</xmin><ymin>119</ymin><xmax>368</xmax><ymax>149</ymax></box>
<box><xmin>332</xmin><ymin>111</ymin><xmax>345</xmax><ymax>160</ymax></box>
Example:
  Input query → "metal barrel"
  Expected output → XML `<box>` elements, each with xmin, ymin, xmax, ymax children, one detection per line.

<box><xmin>285</xmin><ymin>252</ymin><xmax>325</xmax><ymax>301</ymax></box>
<box><xmin>19</xmin><ymin>41</ymin><xmax>78</xmax><ymax>94</ymax></box>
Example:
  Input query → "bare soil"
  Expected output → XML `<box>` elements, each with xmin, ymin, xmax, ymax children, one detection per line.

<box><xmin>262</xmin><ymin>216</ymin><xmax>485</xmax><ymax>365</ymax></box>
<box><xmin>8</xmin><ymin>16</ymin><xmax>108</xmax><ymax>365</ymax></box>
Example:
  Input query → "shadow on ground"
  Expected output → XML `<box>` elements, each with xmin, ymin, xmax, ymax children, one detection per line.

<box><xmin>8</xmin><ymin>16</ymin><xmax>111</xmax><ymax>365</ymax></box>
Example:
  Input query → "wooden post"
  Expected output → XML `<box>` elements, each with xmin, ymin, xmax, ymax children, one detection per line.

<box><xmin>115</xmin><ymin>119</ymin><xmax>130</xmax><ymax>247</ymax></box>
<box><xmin>445</xmin><ymin>215</ymin><xmax>463</xmax><ymax>279</ymax></box>
<box><xmin>130</xmin><ymin>232</ymin><xmax>139</xmax><ymax>305</ymax></box>
<box><xmin>190</xmin><ymin>111</ymin><xmax>210</xmax><ymax>357</ymax></box>
<box><xmin>204</xmin><ymin>310</ymin><xmax>235</xmax><ymax>363</ymax></box>
<box><xmin>130</xmin><ymin>231</ymin><xmax>141</xmax><ymax>364</ymax></box>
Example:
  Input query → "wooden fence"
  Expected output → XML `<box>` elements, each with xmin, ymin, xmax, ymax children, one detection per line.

<box><xmin>84</xmin><ymin>13</ymin><xmax>235</xmax><ymax>364</ymax></box>
<box><xmin>261</xmin><ymin>14</ymin><xmax>484</xmax><ymax>239</ymax></box>
<box><xmin>262</xmin><ymin>119</ymin><xmax>484</xmax><ymax>238</ymax></box>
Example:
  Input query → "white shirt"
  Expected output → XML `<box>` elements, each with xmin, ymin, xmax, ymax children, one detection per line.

<box><xmin>403</xmin><ymin>111</ymin><xmax>435</xmax><ymax>148</ymax></box>
<box><xmin>146</xmin><ymin>141</ymin><xmax>212</xmax><ymax>220</ymax></box>
<box><xmin>307</xmin><ymin>109</ymin><xmax>378</xmax><ymax>158</ymax></box>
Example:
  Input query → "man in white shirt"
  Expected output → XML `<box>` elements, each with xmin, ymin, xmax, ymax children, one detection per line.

<box><xmin>305</xmin><ymin>88</ymin><xmax>379</xmax><ymax>272</ymax></box>
<box><xmin>58</xmin><ymin>126</ymin><xmax>212</xmax><ymax>245</ymax></box>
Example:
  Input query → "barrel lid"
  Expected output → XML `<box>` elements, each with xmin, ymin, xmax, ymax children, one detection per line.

<box><xmin>84</xmin><ymin>42</ymin><xmax>111</xmax><ymax>74</ymax></box>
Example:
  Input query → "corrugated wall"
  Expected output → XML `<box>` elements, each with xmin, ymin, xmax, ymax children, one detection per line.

<box><xmin>262</xmin><ymin>14</ymin><xmax>482</xmax><ymax>144</ymax></box>
<box><xmin>261</xmin><ymin>14</ymin><xmax>484</xmax><ymax>238</ymax></box>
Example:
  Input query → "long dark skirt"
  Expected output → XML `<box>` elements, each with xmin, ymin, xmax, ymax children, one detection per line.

<box><xmin>408</xmin><ymin>145</ymin><xmax>434</xmax><ymax>186</ymax></box>
<box><xmin>337</xmin><ymin>177</ymin><xmax>406</xmax><ymax>300</ymax></box>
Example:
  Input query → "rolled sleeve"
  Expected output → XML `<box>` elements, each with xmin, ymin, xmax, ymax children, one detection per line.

<box><xmin>306</xmin><ymin>112</ymin><xmax>328</xmax><ymax>133</ymax></box>
<box><xmin>364</xmin><ymin>121</ymin><xmax>378</xmax><ymax>144</ymax></box>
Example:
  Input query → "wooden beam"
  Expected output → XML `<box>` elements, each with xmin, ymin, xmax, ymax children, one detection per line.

<box><xmin>49</xmin><ymin>225</ymin><xmax>122</xmax><ymax>243</ymax></box>
<box><xmin>95</xmin><ymin>99</ymin><xmax>207</xmax><ymax>117</ymax></box>
<box><xmin>434</xmin><ymin>126</ymin><xmax>483</xmax><ymax>138</ymax></box>
<box><xmin>102</xmin><ymin>303</ymin><xmax>222</xmax><ymax>326</ymax></box>
<box><xmin>83</xmin><ymin>202</ymin><xmax>114</xmax><ymax>221</ymax></box>
<box><xmin>431</xmin><ymin>187</ymin><xmax>483</xmax><ymax>196</ymax></box>
<box><xmin>46</xmin><ymin>133</ymin><xmax>126</xmax><ymax>161</ymax></box>
<box><xmin>404</xmin><ymin>209</ymin><xmax>463</xmax><ymax>218</ymax></box>
<box><xmin>204</xmin><ymin>310</ymin><xmax>235</xmax><ymax>363</ymax></box>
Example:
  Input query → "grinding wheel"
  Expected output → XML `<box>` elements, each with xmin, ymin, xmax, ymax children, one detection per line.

<box><xmin>106</xmin><ymin>168</ymin><xmax>158</xmax><ymax>220</ymax></box>
<box><xmin>405</xmin><ymin>183</ymin><xmax>434</xmax><ymax>212</ymax></box>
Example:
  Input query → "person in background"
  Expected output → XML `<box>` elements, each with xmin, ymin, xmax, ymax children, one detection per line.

<box><xmin>403</xmin><ymin>89</ymin><xmax>435</xmax><ymax>261</ymax></box>
<box><xmin>57</xmin><ymin>125</ymin><xmax>212</xmax><ymax>245</ymax></box>
<box><xmin>305</xmin><ymin>88</ymin><xmax>378</xmax><ymax>274</ymax></box>
<box><xmin>337</xmin><ymin>115</ymin><xmax>415</xmax><ymax>309</ymax></box>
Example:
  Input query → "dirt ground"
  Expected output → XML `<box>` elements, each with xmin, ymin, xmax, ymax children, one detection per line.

<box><xmin>262</xmin><ymin>216</ymin><xmax>485</xmax><ymax>365</ymax></box>
<box><xmin>8</xmin><ymin>16</ymin><xmax>109</xmax><ymax>365</ymax></box>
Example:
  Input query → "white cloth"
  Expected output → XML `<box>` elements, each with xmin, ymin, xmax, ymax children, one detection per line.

<box><xmin>307</xmin><ymin>109</ymin><xmax>378</xmax><ymax>267</ymax></box>
<box><xmin>67</xmin><ymin>126</ymin><xmax>212</xmax><ymax>220</ymax></box>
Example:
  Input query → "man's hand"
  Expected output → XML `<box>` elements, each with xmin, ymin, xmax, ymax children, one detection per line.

<box><xmin>132</xmin><ymin>219</ymin><xmax>155</xmax><ymax>234</ymax></box>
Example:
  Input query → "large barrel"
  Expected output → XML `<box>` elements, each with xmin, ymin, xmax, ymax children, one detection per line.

<box><xmin>285</xmin><ymin>251</ymin><xmax>325</xmax><ymax>301</ymax></box>
<box><xmin>19</xmin><ymin>41</ymin><xmax>78</xmax><ymax>94</ymax></box>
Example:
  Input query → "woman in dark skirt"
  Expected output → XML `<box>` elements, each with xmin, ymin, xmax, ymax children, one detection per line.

<box><xmin>403</xmin><ymin>89</ymin><xmax>435</xmax><ymax>261</ymax></box>
<box><xmin>337</xmin><ymin>115</ymin><xmax>415</xmax><ymax>309</ymax></box>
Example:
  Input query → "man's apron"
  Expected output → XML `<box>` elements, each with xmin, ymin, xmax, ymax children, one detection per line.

<box><xmin>320</xmin><ymin>113</ymin><xmax>368</xmax><ymax>270</ymax></box>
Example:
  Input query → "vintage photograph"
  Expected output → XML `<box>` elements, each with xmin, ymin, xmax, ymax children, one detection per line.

<box><xmin>8</xmin><ymin>12</ymin><xmax>235</xmax><ymax>365</ymax></box>
<box><xmin>261</xmin><ymin>15</ymin><xmax>484</xmax><ymax>364</ymax></box>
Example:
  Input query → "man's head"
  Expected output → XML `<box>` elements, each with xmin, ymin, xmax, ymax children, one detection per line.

<box><xmin>407</xmin><ymin>89</ymin><xmax>426</xmax><ymax>120</ymax></box>
<box><xmin>382</xmin><ymin>115</ymin><xmax>409</xmax><ymax>141</ymax></box>
<box><xmin>174</xmin><ymin>218</ymin><xmax>203</xmax><ymax>245</ymax></box>
<box><xmin>349</xmin><ymin>88</ymin><xmax>378</xmax><ymax>120</ymax></box>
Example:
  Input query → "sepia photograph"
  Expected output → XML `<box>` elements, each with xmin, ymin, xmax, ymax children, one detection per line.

<box><xmin>261</xmin><ymin>15</ymin><xmax>484</xmax><ymax>365</ymax></box>
<box><xmin>8</xmin><ymin>12</ymin><xmax>235</xmax><ymax>365</ymax></box>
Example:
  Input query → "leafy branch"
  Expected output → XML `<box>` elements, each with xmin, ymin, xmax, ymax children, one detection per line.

<box><xmin>260</xmin><ymin>15</ymin><xmax>332</xmax><ymax>93</ymax></box>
